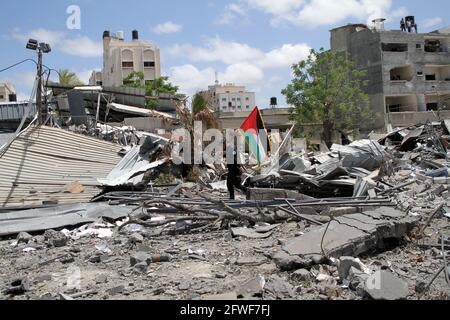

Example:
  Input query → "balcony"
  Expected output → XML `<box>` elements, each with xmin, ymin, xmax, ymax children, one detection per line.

<box><xmin>388</xmin><ymin>110</ymin><xmax>450</xmax><ymax>127</ymax></box>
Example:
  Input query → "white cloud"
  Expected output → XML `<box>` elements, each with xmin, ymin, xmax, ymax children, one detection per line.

<box><xmin>217</xmin><ymin>3</ymin><xmax>247</xmax><ymax>25</ymax></box>
<box><xmin>11</xmin><ymin>28</ymin><xmax>102</xmax><ymax>58</ymax></box>
<box><xmin>62</xmin><ymin>37</ymin><xmax>103</xmax><ymax>58</ymax></box>
<box><xmin>76</xmin><ymin>70</ymin><xmax>94</xmax><ymax>85</ymax></box>
<box><xmin>152</xmin><ymin>21</ymin><xmax>183</xmax><ymax>34</ymax></box>
<box><xmin>168</xmin><ymin>62</ymin><xmax>265</xmax><ymax>98</ymax></box>
<box><xmin>168</xmin><ymin>64</ymin><xmax>216</xmax><ymax>95</ymax></box>
<box><xmin>168</xmin><ymin>36</ymin><xmax>264</xmax><ymax>65</ymax></box>
<box><xmin>224</xmin><ymin>62</ymin><xmax>264</xmax><ymax>84</ymax></box>
<box><xmin>168</xmin><ymin>36</ymin><xmax>310</xmax><ymax>69</ymax></box>
<box><xmin>239</xmin><ymin>0</ymin><xmax>406</xmax><ymax>27</ymax></box>
<box><xmin>258</xmin><ymin>44</ymin><xmax>310</xmax><ymax>68</ymax></box>
<box><xmin>423</xmin><ymin>17</ymin><xmax>443</xmax><ymax>29</ymax></box>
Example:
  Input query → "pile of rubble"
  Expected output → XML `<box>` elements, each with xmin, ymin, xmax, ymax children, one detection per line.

<box><xmin>0</xmin><ymin>122</ymin><xmax>449</xmax><ymax>301</ymax></box>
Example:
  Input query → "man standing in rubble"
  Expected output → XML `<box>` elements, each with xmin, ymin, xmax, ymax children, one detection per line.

<box><xmin>226</xmin><ymin>144</ymin><xmax>245</xmax><ymax>200</ymax></box>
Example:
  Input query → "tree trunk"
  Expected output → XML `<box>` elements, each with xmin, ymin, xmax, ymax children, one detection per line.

<box><xmin>322</xmin><ymin>103</ymin><xmax>334</xmax><ymax>149</ymax></box>
<box><xmin>323</xmin><ymin>119</ymin><xmax>333</xmax><ymax>149</ymax></box>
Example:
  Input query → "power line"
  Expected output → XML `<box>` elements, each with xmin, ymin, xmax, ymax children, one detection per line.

<box><xmin>0</xmin><ymin>58</ymin><xmax>37</xmax><ymax>74</ymax></box>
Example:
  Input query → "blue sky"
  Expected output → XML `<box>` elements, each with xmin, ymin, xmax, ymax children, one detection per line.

<box><xmin>1</xmin><ymin>0</ymin><xmax>449</xmax><ymax>107</ymax></box>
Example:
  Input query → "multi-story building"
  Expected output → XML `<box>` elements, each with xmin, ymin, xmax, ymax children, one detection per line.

<box><xmin>101</xmin><ymin>30</ymin><xmax>161</xmax><ymax>87</ymax></box>
<box><xmin>331</xmin><ymin>19</ymin><xmax>450</xmax><ymax>130</ymax></box>
<box><xmin>88</xmin><ymin>70</ymin><xmax>103</xmax><ymax>86</ymax></box>
<box><xmin>0</xmin><ymin>83</ymin><xmax>16</xmax><ymax>103</ymax></box>
<box><xmin>199</xmin><ymin>81</ymin><xmax>256</xmax><ymax>113</ymax></box>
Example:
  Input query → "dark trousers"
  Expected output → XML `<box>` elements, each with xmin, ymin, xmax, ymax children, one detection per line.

<box><xmin>227</xmin><ymin>175</ymin><xmax>244</xmax><ymax>200</ymax></box>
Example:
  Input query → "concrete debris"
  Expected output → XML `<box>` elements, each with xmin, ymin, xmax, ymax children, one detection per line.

<box><xmin>276</xmin><ymin>208</ymin><xmax>419</xmax><ymax>270</ymax></box>
<box><xmin>364</xmin><ymin>270</ymin><xmax>409</xmax><ymax>300</ymax></box>
<box><xmin>16</xmin><ymin>232</ymin><xmax>32</xmax><ymax>244</ymax></box>
<box><xmin>2</xmin><ymin>121</ymin><xmax>450</xmax><ymax>301</ymax></box>
<box><xmin>43</xmin><ymin>230</ymin><xmax>68</xmax><ymax>248</ymax></box>
<box><xmin>4</xmin><ymin>278</ymin><xmax>30</xmax><ymax>296</ymax></box>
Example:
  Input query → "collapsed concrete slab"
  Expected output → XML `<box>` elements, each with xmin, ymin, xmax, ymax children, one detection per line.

<box><xmin>273</xmin><ymin>207</ymin><xmax>419</xmax><ymax>270</ymax></box>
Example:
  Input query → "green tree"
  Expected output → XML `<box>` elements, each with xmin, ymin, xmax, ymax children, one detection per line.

<box><xmin>58</xmin><ymin>69</ymin><xmax>84</xmax><ymax>86</ymax></box>
<box><xmin>123</xmin><ymin>71</ymin><xmax>144</xmax><ymax>87</ymax></box>
<box><xmin>122</xmin><ymin>73</ymin><xmax>185</xmax><ymax>109</ymax></box>
<box><xmin>282</xmin><ymin>48</ymin><xmax>372</xmax><ymax>148</ymax></box>
<box><xmin>192</xmin><ymin>93</ymin><xmax>208</xmax><ymax>114</ymax></box>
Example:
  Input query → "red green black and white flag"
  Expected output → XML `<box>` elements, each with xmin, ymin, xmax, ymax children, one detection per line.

<box><xmin>239</xmin><ymin>106</ymin><xmax>271</xmax><ymax>164</ymax></box>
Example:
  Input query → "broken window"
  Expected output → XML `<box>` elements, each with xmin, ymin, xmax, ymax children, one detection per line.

<box><xmin>386</xmin><ymin>95</ymin><xmax>418</xmax><ymax>113</ymax></box>
<box><xmin>426</xmin><ymin>102</ymin><xmax>438</xmax><ymax>111</ymax></box>
<box><xmin>390</xmin><ymin>65</ymin><xmax>414</xmax><ymax>81</ymax></box>
<box><xmin>382</xmin><ymin>43</ymin><xmax>408</xmax><ymax>52</ymax></box>
<box><xmin>425</xmin><ymin>40</ymin><xmax>443</xmax><ymax>52</ymax></box>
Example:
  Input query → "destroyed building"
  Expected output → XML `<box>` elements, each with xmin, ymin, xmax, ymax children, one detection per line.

<box><xmin>331</xmin><ymin>19</ymin><xmax>450</xmax><ymax>131</ymax></box>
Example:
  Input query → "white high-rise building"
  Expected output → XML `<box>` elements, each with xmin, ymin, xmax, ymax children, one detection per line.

<box><xmin>199</xmin><ymin>81</ymin><xmax>256</xmax><ymax>113</ymax></box>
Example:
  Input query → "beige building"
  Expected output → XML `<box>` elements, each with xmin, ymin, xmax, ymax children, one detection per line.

<box><xmin>101</xmin><ymin>30</ymin><xmax>161</xmax><ymax>87</ymax></box>
<box><xmin>89</xmin><ymin>70</ymin><xmax>103</xmax><ymax>86</ymax></box>
<box><xmin>199</xmin><ymin>81</ymin><xmax>256</xmax><ymax>113</ymax></box>
<box><xmin>0</xmin><ymin>83</ymin><xmax>16</xmax><ymax>102</ymax></box>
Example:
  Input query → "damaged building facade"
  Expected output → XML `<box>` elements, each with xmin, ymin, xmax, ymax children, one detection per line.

<box><xmin>98</xmin><ymin>30</ymin><xmax>161</xmax><ymax>87</ymax></box>
<box><xmin>331</xmin><ymin>21</ymin><xmax>450</xmax><ymax>131</ymax></box>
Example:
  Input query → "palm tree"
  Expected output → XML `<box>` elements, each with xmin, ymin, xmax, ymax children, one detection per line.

<box><xmin>58</xmin><ymin>69</ymin><xmax>84</xmax><ymax>86</ymax></box>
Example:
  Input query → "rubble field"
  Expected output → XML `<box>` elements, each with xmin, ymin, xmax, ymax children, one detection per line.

<box><xmin>1</xmin><ymin>121</ymin><xmax>450</xmax><ymax>300</ymax></box>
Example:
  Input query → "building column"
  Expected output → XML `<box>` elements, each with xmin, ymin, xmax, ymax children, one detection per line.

<box><xmin>417</xmin><ymin>94</ymin><xmax>426</xmax><ymax>112</ymax></box>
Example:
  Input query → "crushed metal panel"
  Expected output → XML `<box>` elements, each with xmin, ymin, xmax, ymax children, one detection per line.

<box><xmin>0</xmin><ymin>126</ymin><xmax>123</xmax><ymax>208</ymax></box>
<box><xmin>0</xmin><ymin>203</ymin><xmax>134</xmax><ymax>236</ymax></box>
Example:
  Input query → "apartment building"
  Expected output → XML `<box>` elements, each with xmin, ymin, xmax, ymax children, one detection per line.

<box><xmin>331</xmin><ymin>18</ymin><xmax>450</xmax><ymax>129</ymax></box>
<box><xmin>0</xmin><ymin>83</ymin><xmax>16</xmax><ymax>103</ymax></box>
<box><xmin>199</xmin><ymin>81</ymin><xmax>256</xmax><ymax>113</ymax></box>
<box><xmin>88</xmin><ymin>70</ymin><xmax>103</xmax><ymax>86</ymax></box>
<box><xmin>101</xmin><ymin>30</ymin><xmax>161</xmax><ymax>87</ymax></box>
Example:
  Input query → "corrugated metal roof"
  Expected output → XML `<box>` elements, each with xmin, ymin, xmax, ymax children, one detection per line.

<box><xmin>0</xmin><ymin>125</ymin><xmax>123</xmax><ymax>209</ymax></box>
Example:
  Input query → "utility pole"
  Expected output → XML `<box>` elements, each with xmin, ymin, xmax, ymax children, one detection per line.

<box><xmin>36</xmin><ymin>47</ymin><xmax>43</xmax><ymax>125</ymax></box>
<box><xmin>27</xmin><ymin>39</ymin><xmax>51</xmax><ymax>125</ymax></box>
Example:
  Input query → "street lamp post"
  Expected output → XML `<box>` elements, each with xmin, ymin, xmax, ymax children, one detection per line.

<box><xmin>26</xmin><ymin>39</ymin><xmax>51</xmax><ymax>125</ymax></box>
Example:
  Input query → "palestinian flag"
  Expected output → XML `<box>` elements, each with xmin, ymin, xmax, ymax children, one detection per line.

<box><xmin>239</xmin><ymin>107</ymin><xmax>271</xmax><ymax>164</ymax></box>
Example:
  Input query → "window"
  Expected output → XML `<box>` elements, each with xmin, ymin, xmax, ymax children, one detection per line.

<box><xmin>144</xmin><ymin>61</ymin><xmax>155</xmax><ymax>68</ymax></box>
<box><xmin>417</xmin><ymin>71</ymin><xmax>424</xmax><ymax>76</ymax></box>
<box><xmin>222</xmin><ymin>98</ymin><xmax>227</xmax><ymax>102</ymax></box>
<box><xmin>246</xmin><ymin>105</ymin><xmax>250</xmax><ymax>109</ymax></box>
<box><xmin>427</xmin><ymin>103</ymin><xmax>438</xmax><ymax>111</ymax></box>
<box><xmin>96</xmin><ymin>81</ymin><xmax>103</xmax><ymax>86</ymax></box>
<box><xmin>425</xmin><ymin>40</ymin><xmax>445</xmax><ymax>53</ymax></box>
<box><xmin>0</xmin><ymin>95</ymin><xmax>4</xmax><ymax>100</ymax></box>
<box><xmin>246</xmin><ymin>97</ymin><xmax>249</xmax><ymax>101</ymax></box>
<box><xmin>237</xmin><ymin>97</ymin><xmax>241</xmax><ymax>101</ymax></box>
<box><xmin>228</xmin><ymin>102</ymin><xmax>232</xmax><ymax>107</ymax></box>
<box><xmin>222</xmin><ymin>106</ymin><xmax>227</xmax><ymax>110</ymax></box>
<box><xmin>122</xmin><ymin>61</ymin><xmax>134</xmax><ymax>68</ymax></box>
<box><xmin>426</xmin><ymin>74</ymin><xmax>436</xmax><ymax>81</ymax></box>
<box><xmin>382</xmin><ymin>43</ymin><xmax>408</xmax><ymax>52</ymax></box>
<box><xmin>232</xmin><ymin>98</ymin><xmax>236</xmax><ymax>101</ymax></box>
<box><xmin>416</xmin><ymin>44</ymin><xmax>422</xmax><ymax>49</ymax></box>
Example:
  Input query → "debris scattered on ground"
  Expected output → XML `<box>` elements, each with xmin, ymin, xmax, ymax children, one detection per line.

<box><xmin>1</xmin><ymin>120</ymin><xmax>450</xmax><ymax>300</ymax></box>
